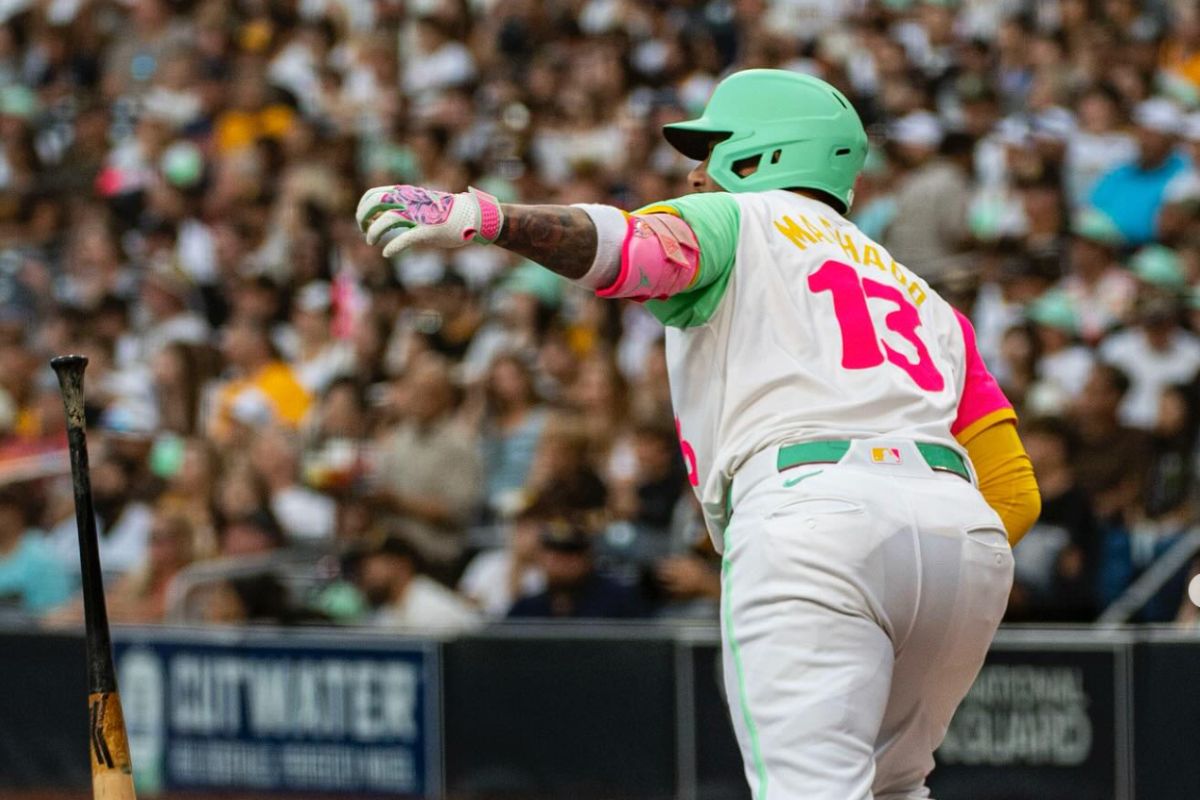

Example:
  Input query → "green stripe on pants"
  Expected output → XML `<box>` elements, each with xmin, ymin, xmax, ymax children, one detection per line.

<box><xmin>722</xmin><ymin>524</ymin><xmax>768</xmax><ymax>799</ymax></box>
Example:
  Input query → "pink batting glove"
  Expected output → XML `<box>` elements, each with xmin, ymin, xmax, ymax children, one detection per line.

<box><xmin>355</xmin><ymin>184</ymin><xmax>505</xmax><ymax>258</ymax></box>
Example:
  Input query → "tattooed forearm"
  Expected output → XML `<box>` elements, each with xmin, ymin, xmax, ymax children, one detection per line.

<box><xmin>495</xmin><ymin>205</ymin><xmax>598</xmax><ymax>280</ymax></box>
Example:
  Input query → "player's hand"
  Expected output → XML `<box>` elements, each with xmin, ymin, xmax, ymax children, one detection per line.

<box><xmin>355</xmin><ymin>184</ymin><xmax>504</xmax><ymax>258</ymax></box>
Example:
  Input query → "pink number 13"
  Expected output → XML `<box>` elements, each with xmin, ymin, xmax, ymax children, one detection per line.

<box><xmin>807</xmin><ymin>259</ymin><xmax>945</xmax><ymax>392</ymax></box>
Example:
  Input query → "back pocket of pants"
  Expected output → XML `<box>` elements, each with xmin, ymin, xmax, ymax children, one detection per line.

<box><xmin>767</xmin><ymin>496</ymin><xmax>865</xmax><ymax>519</ymax></box>
<box><xmin>966</xmin><ymin>524</ymin><xmax>1011</xmax><ymax>550</ymax></box>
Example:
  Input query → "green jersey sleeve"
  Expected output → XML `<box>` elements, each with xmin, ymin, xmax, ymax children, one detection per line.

<box><xmin>636</xmin><ymin>192</ymin><xmax>740</xmax><ymax>328</ymax></box>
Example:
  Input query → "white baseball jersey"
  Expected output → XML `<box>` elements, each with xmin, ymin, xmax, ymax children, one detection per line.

<box><xmin>638</xmin><ymin>190</ymin><xmax>1013</xmax><ymax>545</ymax></box>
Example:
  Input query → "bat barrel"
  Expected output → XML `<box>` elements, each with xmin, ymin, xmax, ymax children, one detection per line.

<box><xmin>50</xmin><ymin>355</ymin><xmax>117</xmax><ymax>695</ymax></box>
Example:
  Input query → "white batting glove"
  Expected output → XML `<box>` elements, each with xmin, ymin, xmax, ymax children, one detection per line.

<box><xmin>355</xmin><ymin>184</ymin><xmax>505</xmax><ymax>259</ymax></box>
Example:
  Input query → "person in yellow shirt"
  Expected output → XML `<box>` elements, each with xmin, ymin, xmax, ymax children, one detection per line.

<box><xmin>211</xmin><ymin>316</ymin><xmax>311</xmax><ymax>443</ymax></box>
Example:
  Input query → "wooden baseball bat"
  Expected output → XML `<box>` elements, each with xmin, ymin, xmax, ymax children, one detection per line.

<box><xmin>50</xmin><ymin>355</ymin><xmax>137</xmax><ymax>800</ymax></box>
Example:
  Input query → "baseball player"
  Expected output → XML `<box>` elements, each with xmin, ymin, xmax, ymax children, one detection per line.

<box><xmin>356</xmin><ymin>69</ymin><xmax>1041</xmax><ymax>799</ymax></box>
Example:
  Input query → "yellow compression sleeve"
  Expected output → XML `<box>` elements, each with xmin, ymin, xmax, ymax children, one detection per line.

<box><xmin>961</xmin><ymin>420</ymin><xmax>1041</xmax><ymax>546</ymax></box>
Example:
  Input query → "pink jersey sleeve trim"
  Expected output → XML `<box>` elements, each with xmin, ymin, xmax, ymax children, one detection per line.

<box><xmin>951</xmin><ymin>309</ymin><xmax>1014</xmax><ymax>438</ymax></box>
<box><xmin>596</xmin><ymin>213</ymin><xmax>700</xmax><ymax>302</ymax></box>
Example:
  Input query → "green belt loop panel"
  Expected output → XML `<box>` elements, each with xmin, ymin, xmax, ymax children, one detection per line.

<box><xmin>914</xmin><ymin>442</ymin><xmax>970</xmax><ymax>480</ymax></box>
<box><xmin>775</xmin><ymin>440</ymin><xmax>969</xmax><ymax>482</ymax></box>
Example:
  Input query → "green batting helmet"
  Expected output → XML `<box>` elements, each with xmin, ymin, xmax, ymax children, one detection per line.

<box><xmin>663</xmin><ymin>69</ymin><xmax>868</xmax><ymax>212</ymax></box>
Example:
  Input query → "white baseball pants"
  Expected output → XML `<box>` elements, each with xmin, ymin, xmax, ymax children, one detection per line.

<box><xmin>720</xmin><ymin>438</ymin><xmax>1014</xmax><ymax>800</ymax></box>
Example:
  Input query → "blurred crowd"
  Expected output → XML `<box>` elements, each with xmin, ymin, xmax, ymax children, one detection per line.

<box><xmin>2</xmin><ymin>0</ymin><xmax>1200</xmax><ymax>630</ymax></box>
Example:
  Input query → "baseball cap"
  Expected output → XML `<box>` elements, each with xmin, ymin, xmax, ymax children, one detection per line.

<box><xmin>1130</xmin><ymin>245</ymin><xmax>1186</xmax><ymax>290</ymax></box>
<box><xmin>0</xmin><ymin>85</ymin><xmax>38</xmax><ymax>120</ymax></box>
<box><xmin>1070</xmin><ymin>208</ymin><xmax>1123</xmax><ymax>246</ymax></box>
<box><xmin>888</xmin><ymin>111</ymin><xmax>944</xmax><ymax>149</ymax></box>
<box><xmin>160</xmin><ymin>141</ymin><xmax>205</xmax><ymax>189</ymax></box>
<box><xmin>1133</xmin><ymin>98</ymin><xmax>1185</xmax><ymax>136</ymax></box>
<box><xmin>501</xmin><ymin>261</ymin><xmax>563</xmax><ymax>307</ymax></box>
<box><xmin>1026</xmin><ymin>291</ymin><xmax>1078</xmax><ymax>334</ymax></box>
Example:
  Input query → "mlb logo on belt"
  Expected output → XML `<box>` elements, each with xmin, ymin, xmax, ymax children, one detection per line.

<box><xmin>871</xmin><ymin>447</ymin><xmax>902</xmax><ymax>465</ymax></box>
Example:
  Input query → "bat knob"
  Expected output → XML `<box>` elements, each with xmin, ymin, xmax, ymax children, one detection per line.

<box><xmin>51</xmin><ymin>354</ymin><xmax>90</xmax><ymax>373</ymax></box>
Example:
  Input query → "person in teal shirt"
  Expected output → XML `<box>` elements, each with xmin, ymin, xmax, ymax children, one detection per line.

<box><xmin>0</xmin><ymin>489</ymin><xmax>72</xmax><ymax>614</ymax></box>
<box><xmin>1090</xmin><ymin>98</ymin><xmax>1192</xmax><ymax>245</ymax></box>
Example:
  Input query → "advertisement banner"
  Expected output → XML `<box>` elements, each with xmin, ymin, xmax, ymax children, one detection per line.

<box><xmin>931</xmin><ymin>644</ymin><xmax>1127</xmax><ymax>800</ymax></box>
<box><xmin>112</xmin><ymin>630</ymin><xmax>441</xmax><ymax>797</ymax></box>
<box><xmin>689</xmin><ymin>638</ymin><xmax>1129</xmax><ymax>800</ymax></box>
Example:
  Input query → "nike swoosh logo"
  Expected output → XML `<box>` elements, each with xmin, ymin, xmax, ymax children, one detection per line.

<box><xmin>782</xmin><ymin>470</ymin><xmax>823</xmax><ymax>488</ymax></box>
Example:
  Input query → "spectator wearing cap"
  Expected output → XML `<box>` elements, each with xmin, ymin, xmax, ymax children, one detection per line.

<box><xmin>281</xmin><ymin>281</ymin><xmax>354</xmax><ymax>395</ymax></box>
<box><xmin>211</xmin><ymin>316</ymin><xmax>312</xmax><ymax>443</ymax></box>
<box><xmin>507</xmin><ymin>518</ymin><xmax>648</xmax><ymax>620</ymax></box>
<box><xmin>1100</xmin><ymin>246</ymin><xmax>1200</xmax><ymax>429</ymax></box>
<box><xmin>1090</xmin><ymin>98</ymin><xmax>1192</xmax><ymax>245</ymax></box>
<box><xmin>47</xmin><ymin>452</ymin><xmax>153</xmax><ymax>581</ymax></box>
<box><xmin>353</xmin><ymin>534</ymin><xmax>481</xmax><ymax>635</ymax></box>
<box><xmin>1025</xmin><ymin>290</ymin><xmax>1094</xmax><ymax>415</ymax></box>
<box><xmin>0</xmin><ymin>489</ymin><xmax>71</xmax><ymax>614</ymax></box>
<box><xmin>972</xmin><ymin>249</ymin><xmax>1058</xmax><ymax>386</ymax></box>
<box><xmin>883</xmin><ymin>111</ymin><xmax>972</xmax><ymax>281</ymax></box>
<box><xmin>371</xmin><ymin>356</ymin><xmax>483</xmax><ymax>572</ymax></box>
<box><xmin>1058</xmin><ymin>208</ymin><xmax>1136</xmax><ymax>343</ymax></box>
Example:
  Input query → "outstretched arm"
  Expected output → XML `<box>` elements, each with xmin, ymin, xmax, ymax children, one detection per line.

<box><xmin>355</xmin><ymin>185</ymin><xmax>601</xmax><ymax>279</ymax></box>
<box><xmin>355</xmin><ymin>183</ymin><xmax>701</xmax><ymax>300</ymax></box>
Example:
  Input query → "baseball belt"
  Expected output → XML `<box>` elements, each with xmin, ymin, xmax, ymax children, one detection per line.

<box><xmin>776</xmin><ymin>440</ymin><xmax>971</xmax><ymax>482</ymax></box>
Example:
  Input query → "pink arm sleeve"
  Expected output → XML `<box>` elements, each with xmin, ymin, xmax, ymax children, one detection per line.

<box><xmin>951</xmin><ymin>309</ymin><xmax>1016</xmax><ymax>439</ymax></box>
<box><xmin>595</xmin><ymin>213</ymin><xmax>701</xmax><ymax>302</ymax></box>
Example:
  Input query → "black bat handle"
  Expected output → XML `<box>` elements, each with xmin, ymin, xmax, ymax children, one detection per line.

<box><xmin>50</xmin><ymin>355</ymin><xmax>117</xmax><ymax>696</ymax></box>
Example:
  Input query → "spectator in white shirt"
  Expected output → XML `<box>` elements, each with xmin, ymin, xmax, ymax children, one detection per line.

<box><xmin>355</xmin><ymin>533</ymin><xmax>481</xmax><ymax>636</ymax></box>
<box><xmin>249</xmin><ymin>426</ymin><xmax>336</xmax><ymax>545</ymax></box>
<box><xmin>1026</xmin><ymin>290</ymin><xmax>1094</xmax><ymax>415</ymax></box>
<box><xmin>1058</xmin><ymin>208</ymin><xmax>1136</xmax><ymax>344</ymax></box>
<box><xmin>280</xmin><ymin>281</ymin><xmax>354</xmax><ymax>395</ymax></box>
<box><xmin>459</xmin><ymin>495</ymin><xmax>549</xmax><ymax>618</ymax></box>
<box><xmin>1064</xmin><ymin>84</ymin><xmax>1137</xmax><ymax>207</ymax></box>
<box><xmin>136</xmin><ymin>262</ymin><xmax>210</xmax><ymax>361</ymax></box>
<box><xmin>48</xmin><ymin>452</ymin><xmax>152</xmax><ymax>581</ymax></box>
<box><xmin>1101</xmin><ymin>248</ymin><xmax>1200</xmax><ymax>428</ymax></box>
